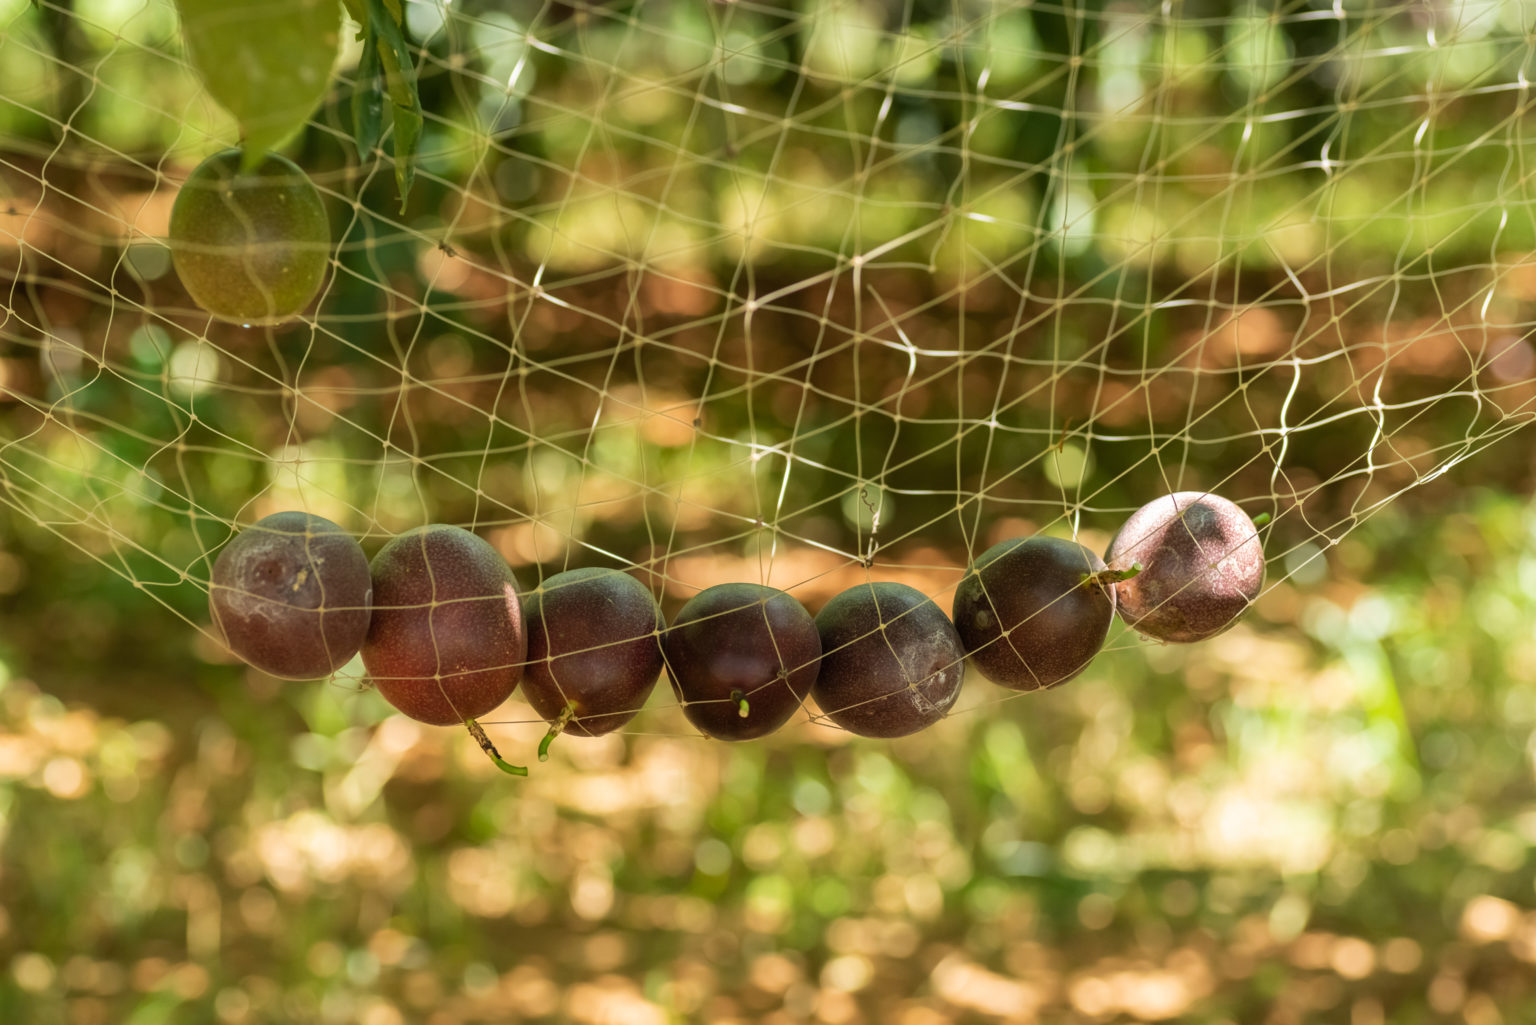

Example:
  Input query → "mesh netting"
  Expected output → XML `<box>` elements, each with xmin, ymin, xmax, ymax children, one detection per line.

<box><xmin>2</xmin><ymin>0</ymin><xmax>1534</xmax><ymax>741</ymax></box>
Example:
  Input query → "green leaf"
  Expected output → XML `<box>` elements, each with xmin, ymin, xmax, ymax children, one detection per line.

<box><xmin>351</xmin><ymin>31</ymin><xmax>384</xmax><ymax>159</ymax></box>
<box><xmin>387</xmin><ymin>99</ymin><xmax>422</xmax><ymax>210</ymax></box>
<box><xmin>175</xmin><ymin>0</ymin><xmax>341</xmax><ymax>161</ymax></box>
<box><xmin>365</xmin><ymin>0</ymin><xmax>423</xmax><ymax>210</ymax></box>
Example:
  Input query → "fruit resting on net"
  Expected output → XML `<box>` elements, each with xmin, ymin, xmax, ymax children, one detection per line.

<box><xmin>812</xmin><ymin>582</ymin><xmax>965</xmax><ymax>738</ymax></box>
<box><xmin>522</xmin><ymin>567</ymin><xmax>665</xmax><ymax>738</ymax></box>
<box><xmin>663</xmin><ymin>583</ymin><xmax>821</xmax><ymax>741</ymax></box>
<box><xmin>207</xmin><ymin>494</ymin><xmax>1271</xmax><ymax>744</ymax></box>
<box><xmin>1105</xmin><ymin>492</ymin><xmax>1265</xmax><ymax>643</ymax></box>
<box><xmin>168</xmin><ymin>148</ymin><xmax>330</xmax><ymax>324</ymax></box>
<box><xmin>361</xmin><ymin>524</ymin><xmax>525</xmax><ymax>726</ymax></box>
<box><xmin>208</xmin><ymin>511</ymin><xmax>372</xmax><ymax>680</ymax></box>
<box><xmin>952</xmin><ymin>535</ymin><xmax>1116</xmax><ymax>690</ymax></box>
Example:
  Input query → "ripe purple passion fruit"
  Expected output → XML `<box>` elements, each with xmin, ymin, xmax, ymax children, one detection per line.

<box><xmin>662</xmin><ymin>583</ymin><xmax>820</xmax><ymax>741</ymax></box>
<box><xmin>812</xmin><ymin>582</ymin><xmax>965</xmax><ymax>738</ymax></box>
<box><xmin>361</xmin><ymin>525</ymin><xmax>525</xmax><ymax>726</ymax></box>
<box><xmin>1105</xmin><ymin>492</ymin><xmax>1265</xmax><ymax>643</ymax></box>
<box><xmin>952</xmin><ymin>535</ymin><xmax>1115</xmax><ymax>690</ymax></box>
<box><xmin>522</xmin><ymin>567</ymin><xmax>665</xmax><ymax>738</ymax></box>
<box><xmin>208</xmin><ymin>511</ymin><xmax>371</xmax><ymax>679</ymax></box>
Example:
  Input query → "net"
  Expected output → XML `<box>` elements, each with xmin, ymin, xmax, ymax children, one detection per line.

<box><xmin>2</xmin><ymin>0</ymin><xmax>1534</xmax><ymax>740</ymax></box>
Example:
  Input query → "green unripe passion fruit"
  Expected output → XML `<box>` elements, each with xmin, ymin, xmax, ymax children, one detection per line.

<box><xmin>169</xmin><ymin>149</ymin><xmax>330</xmax><ymax>324</ymax></box>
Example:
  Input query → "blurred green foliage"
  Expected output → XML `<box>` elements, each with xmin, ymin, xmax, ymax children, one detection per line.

<box><xmin>3</xmin><ymin>0</ymin><xmax>1536</xmax><ymax>1022</ymax></box>
<box><xmin>2</xmin><ymin>492</ymin><xmax>1536</xmax><ymax>1022</ymax></box>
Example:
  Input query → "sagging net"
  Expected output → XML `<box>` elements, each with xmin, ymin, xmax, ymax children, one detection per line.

<box><xmin>2</xmin><ymin>0</ymin><xmax>1535</xmax><ymax>743</ymax></box>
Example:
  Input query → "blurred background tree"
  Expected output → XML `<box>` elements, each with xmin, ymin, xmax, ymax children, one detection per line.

<box><xmin>3</xmin><ymin>0</ymin><xmax>1536</xmax><ymax>1022</ymax></box>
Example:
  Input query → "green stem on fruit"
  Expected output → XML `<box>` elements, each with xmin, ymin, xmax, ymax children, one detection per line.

<box><xmin>464</xmin><ymin>718</ymin><xmax>528</xmax><ymax>777</ymax></box>
<box><xmin>731</xmin><ymin>689</ymin><xmax>750</xmax><ymax>719</ymax></box>
<box><xmin>538</xmin><ymin>703</ymin><xmax>576</xmax><ymax>762</ymax></box>
<box><xmin>1083</xmin><ymin>562</ymin><xmax>1142</xmax><ymax>589</ymax></box>
<box><xmin>1252</xmin><ymin>512</ymin><xmax>1271</xmax><ymax>527</ymax></box>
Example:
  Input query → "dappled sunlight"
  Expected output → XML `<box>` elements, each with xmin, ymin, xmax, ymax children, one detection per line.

<box><xmin>4</xmin><ymin>499</ymin><xmax>1536</xmax><ymax>1017</ymax></box>
<box><xmin>6</xmin><ymin>0</ymin><xmax>1536</xmax><ymax>1018</ymax></box>
<box><xmin>933</xmin><ymin>953</ymin><xmax>1052</xmax><ymax>1019</ymax></box>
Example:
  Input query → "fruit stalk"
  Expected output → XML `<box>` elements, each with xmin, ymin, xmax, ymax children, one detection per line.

<box><xmin>465</xmin><ymin>719</ymin><xmax>528</xmax><ymax>777</ymax></box>
<box><xmin>1082</xmin><ymin>563</ymin><xmax>1142</xmax><ymax>588</ymax></box>
<box><xmin>537</xmin><ymin>704</ymin><xmax>576</xmax><ymax>762</ymax></box>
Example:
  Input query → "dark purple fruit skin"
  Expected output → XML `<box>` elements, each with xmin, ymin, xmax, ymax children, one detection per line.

<box><xmin>209</xmin><ymin>511</ymin><xmax>372</xmax><ymax>679</ymax></box>
<box><xmin>812</xmin><ymin>582</ymin><xmax>965</xmax><ymax>738</ymax></box>
<box><xmin>522</xmin><ymin>567</ymin><xmax>665</xmax><ymax>737</ymax></box>
<box><xmin>1106</xmin><ymin>492</ymin><xmax>1265</xmax><ymax>643</ymax></box>
<box><xmin>662</xmin><ymin>583</ymin><xmax>820</xmax><ymax>741</ymax></box>
<box><xmin>361</xmin><ymin>525</ymin><xmax>525</xmax><ymax>726</ymax></box>
<box><xmin>953</xmin><ymin>536</ymin><xmax>1114</xmax><ymax>691</ymax></box>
